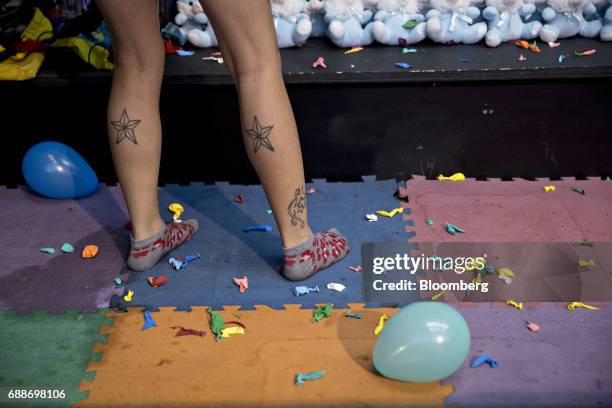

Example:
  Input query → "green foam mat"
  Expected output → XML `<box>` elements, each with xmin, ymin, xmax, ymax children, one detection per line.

<box><xmin>0</xmin><ymin>309</ymin><xmax>113</xmax><ymax>407</ymax></box>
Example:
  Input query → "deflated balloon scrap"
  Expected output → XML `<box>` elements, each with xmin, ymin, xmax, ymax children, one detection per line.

<box><xmin>312</xmin><ymin>304</ymin><xmax>333</xmax><ymax>323</ymax></box>
<box><xmin>327</xmin><ymin>282</ymin><xmax>346</xmax><ymax>292</ymax></box>
<box><xmin>294</xmin><ymin>286</ymin><xmax>319</xmax><ymax>297</ymax></box>
<box><xmin>574</xmin><ymin>241</ymin><xmax>595</xmax><ymax>247</ymax></box>
<box><xmin>349</xmin><ymin>265</ymin><xmax>362</xmax><ymax>272</ymax></box>
<box><xmin>176</xmin><ymin>49</ymin><xmax>194</xmax><ymax>56</ymax></box>
<box><xmin>168</xmin><ymin>202</ymin><xmax>184</xmax><ymax>222</ymax></box>
<box><xmin>208</xmin><ymin>308</ymin><xmax>225</xmax><ymax>341</ymax></box>
<box><xmin>497</xmin><ymin>268</ymin><xmax>515</xmax><ymax>278</ymax></box>
<box><xmin>578</xmin><ymin>259</ymin><xmax>594</xmax><ymax>267</ymax></box>
<box><xmin>169</xmin><ymin>253</ymin><xmax>200</xmax><ymax>270</ymax></box>
<box><xmin>233</xmin><ymin>276</ymin><xmax>249</xmax><ymax>293</ymax></box>
<box><xmin>498</xmin><ymin>275</ymin><xmax>512</xmax><ymax>285</ymax></box>
<box><xmin>394</xmin><ymin>62</ymin><xmax>411</xmax><ymax>69</ymax></box>
<box><xmin>312</xmin><ymin>56</ymin><xmax>326</xmax><ymax>69</ymax></box>
<box><xmin>574</xmin><ymin>48</ymin><xmax>596</xmax><ymax>56</ymax></box>
<box><xmin>40</xmin><ymin>247</ymin><xmax>55</xmax><ymax>254</ymax></box>
<box><xmin>123</xmin><ymin>290</ymin><xmax>134</xmax><ymax>302</ymax></box>
<box><xmin>426</xmin><ymin>218</ymin><xmax>433</xmax><ymax>225</ymax></box>
<box><xmin>81</xmin><ymin>244</ymin><xmax>99</xmax><ymax>258</ymax></box>
<box><xmin>244</xmin><ymin>225</ymin><xmax>273</xmax><ymax>232</ymax></box>
<box><xmin>437</xmin><ymin>172</ymin><xmax>465</xmax><ymax>181</ymax></box>
<box><xmin>548</xmin><ymin>41</ymin><xmax>560</xmax><ymax>48</ymax></box>
<box><xmin>513</xmin><ymin>39</ymin><xmax>529</xmax><ymax>48</ymax></box>
<box><xmin>506</xmin><ymin>299</ymin><xmax>523</xmax><ymax>310</ymax></box>
<box><xmin>571</xmin><ymin>187</ymin><xmax>585</xmax><ymax>195</ymax></box>
<box><xmin>344</xmin><ymin>311</ymin><xmax>363</xmax><ymax>319</ymax></box>
<box><xmin>142</xmin><ymin>310</ymin><xmax>157</xmax><ymax>331</ymax></box>
<box><xmin>306</xmin><ymin>187</ymin><xmax>316</xmax><ymax>194</ymax></box>
<box><xmin>266</xmin><ymin>209</ymin><xmax>273</xmax><ymax>215</ymax></box>
<box><xmin>295</xmin><ymin>370</ymin><xmax>325</xmax><ymax>386</ymax></box>
<box><xmin>544</xmin><ymin>185</ymin><xmax>556</xmax><ymax>191</ymax></box>
<box><xmin>446</xmin><ymin>223</ymin><xmax>465</xmax><ymax>235</ymax></box>
<box><xmin>344</xmin><ymin>46</ymin><xmax>363</xmax><ymax>54</ymax></box>
<box><xmin>366</xmin><ymin>213</ymin><xmax>378</xmax><ymax>222</ymax></box>
<box><xmin>201</xmin><ymin>55</ymin><xmax>224</xmax><ymax>63</ymax></box>
<box><xmin>402</xmin><ymin>19</ymin><xmax>419</xmax><ymax>29</ymax></box>
<box><xmin>376</xmin><ymin>207</ymin><xmax>403</xmax><ymax>218</ymax></box>
<box><xmin>114</xmin><ymin>278</ymin><xmax>122</xmax><ymax>285</ymax></box>
<box><xmin>567</xmin><ymin>301</ymin><xmax>599</xmax><ymax>311</ymax></box>
<box><xmin>402</xmin><ymin>47</ymin><xmax>417</xmax><ymax>54</ymax></box>
<box><xmin>234</xmin><ymin>194</ymin><xmax>244</xmax><ymax>204</ymax></box>
<box><xmin>529</xmin><ymin>41</ymin><xmax>540</xmax><ymax>52</ymax></box>
<box><xmin>431</xmin><ymin>290</ymin><xmax>445</xmax><ymax>301</ymax></box>
<box><xmin>518</xmin><ymin>53</ymin><xmax>526</xmax><ymax>62</ymax></box>
<box><xmin>558</xmin><ymin>54</ymin><xmax>566</xmax><ymax>63</ymax></box>
<box><xmin>147</xmin><ymin>275</ymin><xmax>168</xmax><ymax>288</ymax></box>
<box><xmin>61</xmin><ymin>243</ymin><xmax>74</xmax><ymax>253</ymax></box>
<box><xmin>470</xmin><ymin>354</ymin><xmax>498</xmax><ymax>368</ymax></box>
<box><xmin>374</xmin><ymin>314</ymin><xmax>388</xmax><ymax>336</ymax></box>
<box><xmin>220</xmin><ymin>326</ymin><xmax>245</xmax><ymax>338</ymax></box>
<box><xmin>172</xmin><ymin>326</ymin><xmax>205</xmax><ymax>337</ymax></box>
<box><xmin>526</xmin><ymin>321</ymin><xmax>540</xmax><ymax>333</ymax></box>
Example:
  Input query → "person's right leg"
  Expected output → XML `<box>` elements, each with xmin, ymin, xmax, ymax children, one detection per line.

<box><xmin>96</xmin><ymin>0</ymin><xmax>197</xmax><ymax>271</ymax></box>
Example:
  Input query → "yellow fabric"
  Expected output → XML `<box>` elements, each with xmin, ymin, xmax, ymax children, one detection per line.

<box><xmin>53</xmin><ymin>37</ymin><xmax>114</xmax><ymax>71</ymax></box>
<box><xmin>0</xmin><ymin>44</ymin><xmax>5</xmax><ymax>53</ymax></box>
<box><xmin>0</xmin><ymin>8</ymin><xmax>52</xmax><ymax>81</ymax></box>
<box><xmin>0</xmin><ymin>52</ymin><xmax>45</xmax><ymax>81</ymax></box>
<box><xmin>21</xmin><ymin>7</ymin><xmax>53</xmax><ymax>42</ymax></box>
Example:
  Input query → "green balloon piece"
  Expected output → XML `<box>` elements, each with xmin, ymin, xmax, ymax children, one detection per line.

<box><xmin>373</xmin><ymin>302</ymin><xmax>470</xmax><ymax>383</ymax></box>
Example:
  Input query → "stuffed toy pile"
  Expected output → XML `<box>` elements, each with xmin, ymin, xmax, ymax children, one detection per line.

<box><xmin>163</xmin><ymin>0</ymin><xmax>609</xmax><ymax>47</ymax></box>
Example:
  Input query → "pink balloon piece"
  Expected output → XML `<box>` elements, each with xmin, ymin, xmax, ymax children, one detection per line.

<box><xmin>233</xmin><ymin>276</ymin><xmax>249</xmax><ymax>293</ymax></box>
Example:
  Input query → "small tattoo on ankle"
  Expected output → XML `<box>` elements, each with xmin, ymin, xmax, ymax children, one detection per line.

<box><xmin>245</xmin><ymin>116</ymin><xmax>274</xmax><ymax>153</ymax></box>
<box><xmin>111</xmin><ymin>109</ymin><xmax>141</xmax><ymax>144</ymax></box>
<box><xmin>288</xmin><ymin>185</ymin><xmax>306</xmax><ymax>229</ymax></box>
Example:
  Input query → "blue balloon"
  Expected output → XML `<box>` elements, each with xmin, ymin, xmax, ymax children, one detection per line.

<box><xmin>373</xmin><ymin>302</ymin><xmax>470</xmax><ymax>383</ymax></box>
<box><xmin>22</xmin><ymin>141</ymin><xmax>98</xmax><ymax>199</ymax></box>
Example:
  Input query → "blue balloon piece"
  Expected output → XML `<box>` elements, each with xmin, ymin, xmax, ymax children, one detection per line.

<box><xmin>22</xmin><ymin>141</ymin><xmax>98</xmax><ymax>199</ymax></box>
<box><xmin>373</xmin><ymin>302</ymin><xmax>470</xmax><ymax>383</ymax></box>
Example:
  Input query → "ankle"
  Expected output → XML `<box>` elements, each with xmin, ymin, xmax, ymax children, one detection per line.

<box><xmin>282</xmin><ymin>228</ymin><xmax>311</xmax><ymax>249</ymax></box>
<box><xmin>131</xmin><ymin>217</ymin><xmax>165</xmax><ymax>241</ymax></box>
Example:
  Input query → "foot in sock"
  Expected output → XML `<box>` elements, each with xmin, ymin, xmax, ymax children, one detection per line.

<box><xmin>282</xmin><ymin>228</ymin><xmax>349</xmax><ymax>281</ymax></box>
<box><xmin>127</xmin><ymin>219</ymin><xmax>199</xmax><ymax>271</ymax></box>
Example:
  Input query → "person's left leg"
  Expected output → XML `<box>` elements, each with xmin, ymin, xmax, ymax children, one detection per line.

<box><xmin>201</xmin><ymin>0</ymin><xmax>349</xmax><ymax>281</ymax></box>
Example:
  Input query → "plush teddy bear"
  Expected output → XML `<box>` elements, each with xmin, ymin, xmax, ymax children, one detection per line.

<box><xmin>482</xmin><ymin>0</ymin><xmax>542</xmax><ymax>46</ymax></box>
<box><xmin>600</xmin><ymin>0</ymin><xmax>612</xmax><ymax>39</ymax></box>
<box><xmin>171</xmin><ymin>0</ymin><xmax>218</xmax><ymax>47</ymax></box>
<box><xmin>371</xmin><ymin>0</ymin><xmax>427</xmax><ymax>44</ymax></box>
<box><xmin>426</xmin><ymin>0</ymin><xmax>488</xmax><ymax>43</ymax></box>
<box><xmin>539</xmin><ymin>0</ymin><xmax>601</xmax><ymax>41</ymax></box>
<box><xmin>324</xmin><ymin>0</ymin><xmax>375</xmax><ymax>47</ymax></box>
<box><xmin>271</xmin><ymin>0</ymin><xmax>313</xmax><ymax>47</ymax></box>
<box><xmin>304</xmin><ymin>0</ymin><xmax>328</xmax><ymax>37</ymax></box>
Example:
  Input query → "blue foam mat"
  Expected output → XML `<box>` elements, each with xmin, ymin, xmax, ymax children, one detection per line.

<box><xmin>114</xmin><ymin>178</ymin><xmax>412</xmax><ymax>310</ymax></box>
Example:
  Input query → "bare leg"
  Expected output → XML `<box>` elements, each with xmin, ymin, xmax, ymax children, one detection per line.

<box><xmin>97</xmin><ymin>0</ymin><xmax>198</xmax><ymax>271</ymax></box>
<box><xmin>201</xmin><ymin>0</ymin><xmax>349</xmax><ymax>280</ymax></box>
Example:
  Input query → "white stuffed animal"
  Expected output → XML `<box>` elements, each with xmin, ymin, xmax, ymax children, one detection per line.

<box><xmin>372</xmin><ymin>0</ymin><xmax>427</xmax><ymax>45</ymax></box>
<box><xmin>426</xmin><ymin>0</ymin><xmax>488</xmax><ymax>43</ymax></box>
<box><xmin>272</xmin><ymin>0</ymin><xmax>313</xmax><ymax>47</ymax></box>
<box><xmin>482</xmin><ymin>0</ymin><xmax>542</xmax><ymax>46</ymax></box>
<box><xmin>324</xmin><ymin>0</ymin><xmax>375</xmax><ymax>47</ymax></box>
<box><xmin>174</xmin><ymin>0</ymin><xmax>218</xmax><ymax>47</ymax></box>
<box><xmin>539</xmin><ymin>0</ymin><xmax>601</xmax><ymax>41</ymax></box>
<box><xmin>602</xmin><ymin>0</ymin><xmax>612</xmax><ymax>40</ymax></box>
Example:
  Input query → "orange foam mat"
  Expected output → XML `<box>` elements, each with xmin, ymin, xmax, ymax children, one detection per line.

<box><xmin>77</xmin><ymin>304</ymin><xmax>452</xmax><ymax>407</ymax></box>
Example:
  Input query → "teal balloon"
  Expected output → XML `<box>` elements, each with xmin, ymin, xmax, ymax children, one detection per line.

<box><xmin>22</xmin><ymin>141</ymin><xmax>98</xmax><ymax>199</ymax></box>
<box><xmin>373</xmin><ymin>302</ymin><xmax>470</xmax><ymax>383</ymax></box>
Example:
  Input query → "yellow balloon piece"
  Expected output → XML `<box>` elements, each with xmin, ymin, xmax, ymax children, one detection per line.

<box><xmin>578</xmin><ymin>259</ymin><xmax>594</xmax><ymax>267</ymax></box>
<box><xmin>544</xmin><ymin>185</ymin><xmax>556</xmax><ymax>192</ymax></box>
<box><xmin>168</xmin><ymin>203</ymin><xmax>184</xmax><ymax>221</ymax></box>
<box><xmin>506</xmin><ymin>299</ymin><xmax>523</xmax><ymax>310</ymax></box>
<box><xmin>567</xmin><ymin>301</ymin><xmax>599</xmax><ymax>311</ymax></box>
<box><xmin>374</xmin><ymin>314</ymin><xmax>388</xmax><ymax>336</ymax></box>
<box><xmin>437</xmin><ymin>173</ymin><xmax>466</xmax><ymax>182</ymax></box>
<box><xmin>123</xmin><ymin>290</ymin><xmax>134</xmax><ymax>302</ymax></box>
<box><xmin>431</xmin><ymin>291</ymin><xmax>445</xmax><ymax>301</ymax></box>
<box><xmin>497</xmin><ymin>268</ymin><xmax>515</xmax><ymax>278</ymax></box>
<box><xmin>220</xmin><ymin>326</ymin><xmax>245</xmax><ymax>338</ymax></box>
<box><xmin>376</xmin><ymin>208</ymin><xmax>404</xmax><ymax>218</ymax></box>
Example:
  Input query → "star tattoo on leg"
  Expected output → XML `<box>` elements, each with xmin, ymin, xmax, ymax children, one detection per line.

<box><xmin>245</xmin><ymin>116</ymin><xmax>274</xmax><ymax>153</ymax></box>
<box><xmin>111</xmin><ymin>109</ymin><xmax>141</xmax><ymax>145</ymax></box>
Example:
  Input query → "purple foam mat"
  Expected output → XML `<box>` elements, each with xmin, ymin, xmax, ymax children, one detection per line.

<box><xmin>0</xmin><ymin>185</ymin><xmax>130</xmax><ymax>313</ymax></box>
<box><xmin>444</xmin><ymin>303</ymin><xmax>612</xmax><ymax>408</ymax></box>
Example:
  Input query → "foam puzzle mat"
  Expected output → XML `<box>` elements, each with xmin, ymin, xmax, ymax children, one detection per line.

<box><xmin>76</xmin><ymin>305</ymin><xmax>452</xmax><ymax>407</ymax></box>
